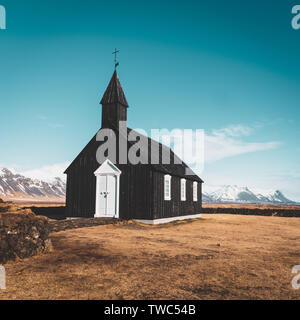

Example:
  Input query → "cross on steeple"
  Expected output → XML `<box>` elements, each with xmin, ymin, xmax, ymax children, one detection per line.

<box><xmin>112</xmin><ymin>48</ymin><xmax>120</xmax><ymax>69</ymax></box>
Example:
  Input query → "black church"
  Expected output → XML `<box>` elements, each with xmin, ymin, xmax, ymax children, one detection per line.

<box><xmin>64</xmin><ymin>68</ymin><xmax>203</xmax><ymax>224</ymax></box>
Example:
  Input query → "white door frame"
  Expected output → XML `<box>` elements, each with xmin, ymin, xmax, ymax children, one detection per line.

<box><xmin>94</xmin><ymin>159</ymin><xmax>121</xmax><ymax>218</ymax></box>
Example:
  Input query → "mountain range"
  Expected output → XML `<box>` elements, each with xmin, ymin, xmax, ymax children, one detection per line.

<box><xmin>0</xmin><ymin>168</ymin><xmax>66</xmax><ymax>201</ymax></box>
<box><xmin>203</xmin><ymin>185</ymin><xmax>295</xmax><ymax>204</ymax></box>
<box><xmin>0</xmin><ymin>167</ymin><xmax>296</xmax><ymax>204</ymax></box>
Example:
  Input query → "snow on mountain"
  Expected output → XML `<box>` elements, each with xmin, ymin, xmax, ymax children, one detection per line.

<box><xmin>257</xmin><ymin>190</ymin><xmax>293</xmax><ymax>203</ymax></box>
<box><xmin>0</xmin><ymin>166</ymin><xmax>295</xmax><ymax>205</ymax></box>
<box><xmin>203</xmin><ymin>185</ymin><xmax>295</xmax><ymax>204</ymax></box>
<box><xmin>0</xmin><ymin>167</ymin><xmax>66</xmax><ymax>201</ymax></box>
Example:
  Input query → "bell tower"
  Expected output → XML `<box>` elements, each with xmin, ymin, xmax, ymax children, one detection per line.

<box><xmin>100</xmin><ymin>70</ymin><xmax>129</xmax><ymax>129</ymax></box>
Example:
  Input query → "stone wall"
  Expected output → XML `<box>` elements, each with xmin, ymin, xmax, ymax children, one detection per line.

<box><xmin>0</xmin><ymin>210</ymin><xmax>52</xmax><ymax>264</ymax></box>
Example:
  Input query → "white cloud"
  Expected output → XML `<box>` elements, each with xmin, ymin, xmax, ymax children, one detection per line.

<box><xmin>141</xmin><ymin>124</ymin><xmax>280</xmax><ymax>170</ymax></box>
<box><xmin>211</xmin><ymin>124</ymin><xmax>253</xmax><ymax>137</ymax></box>
<box><xmin>205</xmin><ymin>124</ymin><xmax>280</xmax><ymax>162</ymax></box>
<box><xmin>0</xmin><ymin>163</ymin><xmax>24</xmax><ymax>175</ymax></box>
<box><xmin>21</xmin><ymin>162</ymin><xmax>70</xmax><ymax>182</ymax></box>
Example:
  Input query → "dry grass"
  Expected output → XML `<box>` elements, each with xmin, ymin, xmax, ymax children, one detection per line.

<box><xmin>1</xmin><ymin>214</ymin><xmax>300</xmax><ymax>300</ymax></box>
<box><xmin>13</xmin><ymin>201</ymin><xmax>65</xmax><ymax>207</ymax></box>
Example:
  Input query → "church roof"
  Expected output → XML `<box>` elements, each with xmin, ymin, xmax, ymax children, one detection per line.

<box><xmin>100</xmin><ymin>70</ymin><xmax>129</xmax><ymax>107</ymax></box>
<box><xmin>125</xmin><ymin>128</ymin><xmax>203</xmax><ymax>182</ymax></box>
<box><xmin>64</xmin><ymin>126</ymin><xmax>203</xmax><ymax>183</ymax></box>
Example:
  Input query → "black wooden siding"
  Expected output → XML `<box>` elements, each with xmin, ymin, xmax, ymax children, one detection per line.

<box><xmin>152</xmin><ymin>171</ymin><xmax>202</xmax><ymax>220</ymax></box>
<box><xmin>65</xmin><ymin>154</ymin><xmax>154</xmax><ymax>220</ymax></box>
<box><xmin>64</xmin><ymin>126</ymin><xmax>202</xmax><ymax>220</ymax></box>
<box><xmin>66</xmin><ymin>155</ymin><xmax>202</xmax><ymax>220</ymax></box>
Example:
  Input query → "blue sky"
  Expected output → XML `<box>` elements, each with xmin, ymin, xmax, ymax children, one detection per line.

<box><xmin>0</xmin><ymin>0</ymin><xmax>300</xmax><ymax>200</ymax></box>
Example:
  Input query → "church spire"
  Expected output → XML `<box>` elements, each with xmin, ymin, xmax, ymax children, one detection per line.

<box><xmin>100</xmin><ymin>69</ymin><xmax>129</xmax><ymax>129</ymax></box>
<box><xmin>100</xmin><ymin>70</ymin><xmax>129</xmax><ymax>108</ymax></box>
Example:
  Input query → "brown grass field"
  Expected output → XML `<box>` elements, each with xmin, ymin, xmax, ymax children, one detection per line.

<box><xmin>11</xmin><ymin>200</ymin><xmax>66</xmax><ymax>207</ymax></box>
<box><xmin>1</xmin><ymin>213</ymin><xmax>300</xmax><ymax>300</ymax></box>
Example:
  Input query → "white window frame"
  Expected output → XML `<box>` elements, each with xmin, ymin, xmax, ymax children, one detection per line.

<box><xmin>181</xmin><ymin>178</ymin><xmax>186</xmax><ymax>201</ymax></box>
<box><xmin>164</xmin><ymin>175</ymin><xmax>172</xmax><ymax>201</ymax></box>
<box><xmin>193</xmin><ymin>181</ymin><xmax>198</xmax><ymax>202</ymax></box>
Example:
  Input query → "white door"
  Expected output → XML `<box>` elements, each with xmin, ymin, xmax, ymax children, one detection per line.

<box><xmin>98</xmin><ymin>175</ymin><xmax>107</xmax><ymax>216</ymax></box>
<box><xmin>94</xmin><ymin>159</ymin><xmax>121</xmax><ymax>218</ymax></box>
<box><xmin>106</xmin><ymin>175</ymin><xmax>116</xmax><ymax>216</ymax></box>
<box><xmin>97</xmin><ymin>174</ymin><xmax>116</xmax><ymax>217</ymax></box>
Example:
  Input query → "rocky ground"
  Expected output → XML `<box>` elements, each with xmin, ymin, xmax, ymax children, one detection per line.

<box><xmin>0</xmin><ymin>209</ymin><xmax>51</xmax><ymax>264</ymax></box>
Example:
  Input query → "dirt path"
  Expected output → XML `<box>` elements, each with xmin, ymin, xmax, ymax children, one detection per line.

<box><xmin>1</xmin><ymin>214</ymin><xmax>300</xmax><ymax>300</ymax></box>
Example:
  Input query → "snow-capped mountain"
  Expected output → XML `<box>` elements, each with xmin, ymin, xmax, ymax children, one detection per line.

<box><xmin>0</xmin><ymin>167</ymin><xmax>66</xmax><ymax>201</ymax></box>
<box><xmin>203</xmin><ymin>185</ymin><xmax>295</xmax><ymax>204</ymax></box>
<box><xmin>0</xmin><ymin>166</ymin><xmax>295</xmax><ymax>204</ymax></box>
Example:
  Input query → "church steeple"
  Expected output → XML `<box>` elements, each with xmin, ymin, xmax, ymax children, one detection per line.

<box><xmin>100</xmin><ymin>70</ymin><xmax>128</xmax><ymax>107</ymax></box>
<box><xmin>100</xmin><ymin>70</ymin><xmax>128</xmax><ymax>129</ymax></box>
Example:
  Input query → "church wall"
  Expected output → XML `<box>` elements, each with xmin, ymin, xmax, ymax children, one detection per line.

<box><xmin>65</xmin><ymin>153</ymin><xmax>154</xmax><ymax>219</ymax></box>
<box><xmin>66</xmin><ymin>158</ymin><xmax>202</xmax><ymax>220</ymax></box>
<box><xmin>152</xmin><ymin>171</ymin><xmax>202</xmax><ymax>220</ymax></box>
<box><xmin>118</xmin><ymin>164</ymin><xmax>153</xmax><ymax>220</ymax></box>
<box><xmin>65</xmin><ymin>150</ymin><xmax>99</xmax><ymax>218</ymax></box>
